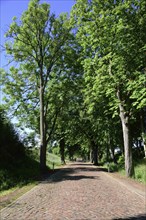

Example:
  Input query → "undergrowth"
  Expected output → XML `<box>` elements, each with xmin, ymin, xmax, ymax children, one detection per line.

<box><xmin>0</xmin><ymin>149</ymin><xmax>62</xmax><ymax>192</ymax></box>
<box><xmin>104</xmin><ymin>157</ymin><xmax>146</xmax><ymax>184</ymax></box>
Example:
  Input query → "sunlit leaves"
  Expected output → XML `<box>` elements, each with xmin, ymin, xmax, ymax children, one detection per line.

<box><xmin>71</xmin><ymin>0</ymin><xmax>146</xmax><ymax>116</ymax></box>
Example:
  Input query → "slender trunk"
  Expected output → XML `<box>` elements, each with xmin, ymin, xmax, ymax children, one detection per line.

<box><xmin>91</xmin><ymin>140</ymin><xmax>98</xmax><ymax>165</ymax></box>
<box><xmin>93</xmin><ymin>145</ymin><xmax>98</xmax><ymax>165</ymax></box>
<box><xmin>109</xmin><ymin>61</ymin><xmax>133</xmax><ymax>176</ymax></box>
<box><xmin>117</xmin><ymin>94</ymin><xmax>134</xmax><ymax>177</ymax></box>
<box><xmin>121</xmin><ymin>114</ymin><xmax>133</xmax><ymax>177</ymax></box>
<box><xmin>60</xmin><ymin>138</ymin><xmax>66</xmax><ymax>165</ymax></box>
<box><xmin>109</xmin><ymin>137</ymin><xmax>116</xmax><ymax>163</ymax></box>
<box><xmin>109</xmin><ymin>148</ymin><xmax>116</xmax><ymax>163</ymax></box>
<box><xmin>106</xmin><ymin>143</ymin><xmax>109</xmax><ymax>163</ymax></box>
<box><xmin>39</xmin><ymin>84</ymin><xmax>47</xmax><ymax>172</ymax></box>
<box><xmin>90</xmin><ymin>147</ymin><xmax>93</xmax><ymax>163</ymax></box>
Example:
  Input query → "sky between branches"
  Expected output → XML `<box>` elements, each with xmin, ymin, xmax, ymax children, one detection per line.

<box><xmin>0</xmin><ymin>0</ymin><xmax>75</xmax><ymax>67</ymax></box>
<box><xmin>0</xmin><ymin>0</ymin><xmax>75</xmax><ymax>104</ymax></box>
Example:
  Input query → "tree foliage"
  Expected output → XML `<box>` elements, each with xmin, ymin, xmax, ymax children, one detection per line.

<box><xmin>2</xmin><ymin>0</ymin><xmax>75</xmax><ymax>171</ymax></box>
<box><xmin>70</xmin><ymin>0</ymin><xmax>146</xmax><ymax>176</ymax></box>
<box><xmin>1</xmin><ymin>0</ymin><xmax>146</xmax><ymax>176</ymax></box>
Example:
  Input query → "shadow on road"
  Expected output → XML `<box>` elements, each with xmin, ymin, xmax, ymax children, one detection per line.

<box><xmin>41</xmin><ymin>163</ymin><xmax>101</xmax><ymax>183</ymax></box>
<box><xmin>113</xmin><ymin>214</ymin><xmax>146</xmax><ymax>220</ymax></box>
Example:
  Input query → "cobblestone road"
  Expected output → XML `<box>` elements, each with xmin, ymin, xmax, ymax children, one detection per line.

<box><xmin>0</xmin><ymin>162</ymin><xmax>146</xmax><ymax>220</ymax></box>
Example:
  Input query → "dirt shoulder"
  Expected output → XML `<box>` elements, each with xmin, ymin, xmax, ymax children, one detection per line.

<box><xmin>103</xmin><ymin>171</ymin><xmax>146</xmax><ymax>198</ymax></box>
<box><xmin>0</xmin><ymin>184</ymin><xmax>36</xmax><ymax>210</ymax></box>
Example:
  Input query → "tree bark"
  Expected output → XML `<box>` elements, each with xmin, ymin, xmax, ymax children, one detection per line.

<box><xmin>109</xmin><ymin>148</ymin><xmax>116</xmax><ymax>163</ymax></box>
<box><xmin>39</xmin><ymin>84</ymin><xmax>47</xmax><ymax>172</ymax></box>
<box><xmin>91</xmin><ymin>140</ymin><xmax>98</xmax><ymax>165</ymax></box>
<box><xmin>90</xmin><ymin>147</ymin><xmax>93</xmax><ymax>163</ymax></box>
<box><xmin>109</xmin><ymin>136</ymin><xmax>117</xmax><ymax>163</ymax></box>
<box><xmin>117</xmin><ymin>91</ymin><xmax>134</xmax><ymax>177</ymax></box>
<box><xmin>60</xmin><ymin>138</ymin><xmax>66</xmax><ymax>164</ymax></box>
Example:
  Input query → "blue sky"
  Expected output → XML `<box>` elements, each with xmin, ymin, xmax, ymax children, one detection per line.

<box><xmin>0</xmin><ymin>0</ymin><xmax>75</xmax><ymax>105</ymax></box>
<box><xmin>0</xmin><ymin>0</ymin><xmax>75</xmax><ymax>69</ymax></box>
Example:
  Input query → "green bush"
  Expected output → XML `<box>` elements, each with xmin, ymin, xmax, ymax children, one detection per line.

<box><xmin>108</xmin><ymin>162</ymin><xmax>118</xmax><ymax>172</ymax></box>
<box><xmin>100</xmin><ymin>153</ymin><xmax>107</xmax><ymax>165</ymax></box>
<box><xmin>134</xmin><ymin>159</ymin><xmax>146</xmax><ymax>184</ymax></box>
<box><xmin>118</xmin><ymin>158</ymin><xmax>146</xmax><ymax>184</ymax></box>
<box><xmin>51</xmin><ymin>146</ymin><xmax>60</xmax><ymax>156</ymax></box>
<box><xmin>117</xmin><ymin>155</ymin><xmax>125</xmax><ymax>169</ymax></box>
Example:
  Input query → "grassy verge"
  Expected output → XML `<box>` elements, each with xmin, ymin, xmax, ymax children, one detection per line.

<box><xmin>104</xmin><ymin>158</ymin><xmax>146</xmax><ymax>184</ymax></box>
<box><xmin>133</xmin><ymin>159</ymin><xmax>146</xmax><ymax>183</ymax></box>
<box><xmin>0</xmin><ymin>183</ymin><xmax>37</xmax><ymax>210</ymax></box>
<box><xmin>0</xmin><ymin>150</ymin><xmax>62</xmax><ymax>197</ymax></box>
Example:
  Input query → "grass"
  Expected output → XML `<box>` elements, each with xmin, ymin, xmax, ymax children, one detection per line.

<box><xmin>133</xmin><ymin>159</ymin><xmax>146</xmax><ymax>184</ymax></box>
<box><xmin>0</xmin><ymin>149</ymin><xmax>62</xmax><ymax>193</ymax></box>
<box><xmin>118</xmin><ymin>159</ymin><xmax>146</xmax><ymax>184</ymax></box>
<box><xmin>47</xmin><ymin>152</ymin><xmax>62</xmax><ymax>167</ymax></box>
<box><xmin>103</xmin><ymin>158</ymin><xmax>146</xmax><ymax>184</ymax></box>
<box><xmin>0</xmin><ymin>182</ymin><xmax>37</xmax><ymax>198</ymax></box>
<box><xmin>0</xmin><ymin>150</ymin><xmax>63</xmax><ymax>210</ymax></box>
<box><xmin>0</xmin><ymin>186</ymin><xmax>18</xmax><ymax>197</ymax></box>
<box><xmin>0</xmin><ymin>182</ymin><xmax>37</xmax><ymax>210</ymax></box>
<box><xmin>0</xmin><ymin>158</ymin><xmax>39</xmax><ymax>191</ymax></box>
<box><xmin>31</xmin><ymin>148</ymin><xmax>62</xmax><ymax>168</ymax></box>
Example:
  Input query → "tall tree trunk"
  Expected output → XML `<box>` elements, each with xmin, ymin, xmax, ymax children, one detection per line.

<box><xmin>90</xmin><ymin>146</ymin><xmax>93</xmax><ymax>163</ymax></box>
<box><xmin>109</xmin><ymin>136</ymin><xmax>116</xmax><ymax>164</ymax></box>
<box><xmin>60</xmin><ymin>138</ymin><xmax>66</xmax><ymax>164</ymax></box>
<box><xmin>93</xmin><ymin>145</ymin><xmax>98</xmax><ymax>165</ymax></box>
<box><xmin>39</xmin><ymin>84</ymin><xmax>47</xmax><ymax>172</ymax></box>
<box><xmin>117</xmin><ymin>93</ymin><xmax>134</xmax><ymax>177</ymax></box>
<box><xmin>109</xmin><ymin>148</ymin><xmax>116</xmax><ymax>163</ymax></box>
<box><xmin>106</xmin><ymin>142</ymin><xmax>109</xmax><ymax>163</ymax></box>
<box><xmin>91</xmin><ymin>140</ymin><xmax>98</xmax><ymax>165</ymax></box>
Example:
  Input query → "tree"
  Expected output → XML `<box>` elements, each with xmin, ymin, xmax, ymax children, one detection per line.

<box><xmin>49</xmin><ymin>40</ymin><xmax>84</xmax><ymax>164</ymax></box>
<box><xmin>2</xmin><ymin>0</ymin><xmax>72</xmax><ymax>172</ymax></box>
<box><xmin>71</xmin><ymin>0</ymin><xmax>146</xmax><ymax>177</ymax></box>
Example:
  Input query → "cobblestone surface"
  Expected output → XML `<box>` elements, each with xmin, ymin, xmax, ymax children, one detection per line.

<box><xmin>0</xmin><ymin>162</ymin><xmax>146</xmax><ymax>220</ymax></box>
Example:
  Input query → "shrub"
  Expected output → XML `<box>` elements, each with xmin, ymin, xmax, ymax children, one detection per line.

<box><xmin>108</xmin><ymin>162</ymin><xmax>118</xmax><ymax>172</ymax></box>
<box><xmin>117</xmin><ymin>155</ymin><xmax>125</xmax><ymax>169</ymax></box>
<box><xmin>134</xmin><ymin>159</ymin><xmax>146</xmax><ymax>184</ymax></box>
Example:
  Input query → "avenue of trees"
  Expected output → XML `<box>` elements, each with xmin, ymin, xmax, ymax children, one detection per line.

<box><xmin>1</xmin><ymin>0</ymin><xmax>146</xmax><ymax>177</ymax></box>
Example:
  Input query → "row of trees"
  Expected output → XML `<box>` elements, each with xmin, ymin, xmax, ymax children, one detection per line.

<box><xmin>71</xmin><ymin>0</ymin><xmax>146</xmax><ymax>176</ymax></box>
<box><xmin>1</xmin><ymin>0</ymin><xmax>146</xmax><ymax>177</ymax></box>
